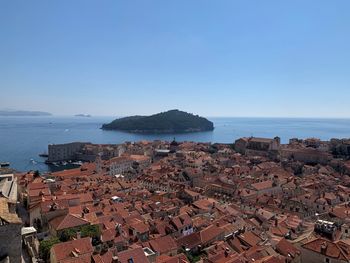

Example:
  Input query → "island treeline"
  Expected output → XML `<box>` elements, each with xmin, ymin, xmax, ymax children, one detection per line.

<box><xmin>101</xmin><ymin>109</ymin><xmax>214</xmax><ymax>133</ymax></box>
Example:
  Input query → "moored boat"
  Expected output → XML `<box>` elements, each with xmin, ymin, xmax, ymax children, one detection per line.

<box><xmin>0</xmin><ymin>162</ymin><xmax>10</xmax><ymax>167</ymax></box>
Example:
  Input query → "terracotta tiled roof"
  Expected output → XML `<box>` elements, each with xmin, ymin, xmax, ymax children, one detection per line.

<box><xmin>192</xmin><ymin>199</ymin><xmax>216</xmax><ymax>211</ymax></box>
<box><xmin>27</xmin><ymin>182</ymin><xmax>47</xmax><ymax>190</ymax></box>
<box><xmin>176</xmin><ymin>232</ymin><xmax>201</xmax><ymax>250</ymax></box>
<box><xmin>275</xmin><ymin>238</ymin><xmax>300</xmax><ymax>258</ymax></box>
<box><xmin>302</xmin><ymin>238</ymin><xmax>350</xmax><ymax>261</ymax></box>
<box><xmin>253</xmin><ymin>256</ymin><xmax>284</xmax><ymax>263</ymax></box>
<box><xmin>28</xmin><ymin>188</ymin><xmax>50</xmax><ymax>197</ymax></box>
<box><xmin>171</xmin><ymin>214</ymin><xmax>192</xmax><ymax>230</ymax></box>
<box><xmin>183</xmin><ymin>189</ymin><xmax>199</xmax><ymax>198</ymax></box>
<box><xmin>200</xmin><ymin>225</ymin><xmax>224</xmax><ymax>245</ymax></box>
<box><xmin>51</xmin><ymin>237</ymin><xmax>93</xmax><ymax>262</ymax></box>
<box><xmin>149</xmin><ymin>235</ymin><xmax>177</xmax><ymax>255</ymax></box>
<box><xmin>156</xmin><ymin>253</ymin><xmax>189</xmax><ymax>263</ymax></box>
<box><xmin>251</xmin><ymin>181</ymin><xmax>274</xmax><ymax>191</ymax></box>
<box><xmin>270</xmin><ymin>226</ymin><xmax>289</xmax><ymax>237</ymax></box>
<box><xmin>329</xmin><ymin>206</ymin><xmax>350</xmax><ymax>219</ymax></box>
<box><xmin>237</xmin><ymin>231</ymin><xmax>261</xmax><ymax>247</ymax></box>
<box><xmin>101</xmin><ymin>229</ymin><xmax>116</xmax><ymax>242</ymax></box>
<box><xmin>49</xmin><ymin>213</ymin><xmax>90</xmax><ymax>231</ymax></box>
<box><xmin>40</xmin><ymin>199</ymin><xmax>69</xmax><ymax>213</ymax></box>
<box><xmin>92</xmin><ymin>250</ymin><xmax>113</xmax><ymax>263</ymax></box>
<box><xmin>239</xmin><ymin>188</ymin><xmax>257</xmax><ymax>198</ymax></box>
<box><xmin>129</xmin><ymin>220</ymin><xmax>149</xmax><ymax>234</ymax></box>
<box><xmin>60</xmin><ymin>253</ymin><xmax>91</xmax><ymax>263</ymax></box>
<box><xmin>69</xmin><ymin>205</ymin><xmax>83</xmax><ymax>215</ymax></box>
<box><xmin>117</xmin><ymin>247</ymin><xmax>149</xmax><ymax>263</ymax></box>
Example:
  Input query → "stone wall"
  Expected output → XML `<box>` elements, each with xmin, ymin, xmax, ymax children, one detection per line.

<box><xmin>0</xmin><ymin>223</ymin><xmax>22</xmax><ymax>263</ymax></box>
<box><xmin>300</xmin><ymin>247</ymin><xmax>345</xmax><ymax>263</ymax></box>
<box><xmin>48</xmin><ymin>142</ymin><xmax>88</xmax><ymax>162</ymax></box>
<box><xmin>280</xmin><ymin>148</ymin><xmax>331</xmax><ymax>165</ymax></box>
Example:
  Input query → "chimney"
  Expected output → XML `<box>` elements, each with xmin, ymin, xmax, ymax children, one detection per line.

<box><xmin>115</xmin><ymin>223</ymin><xmax>122</xmax><ymax>235</ymax></box>
<box><xmin>320</xmin><ymin>242</ymin><xmax>327</xmax><ymax>254</ymax></box>
<box><xmin>112</xmin><ymin>256</ymin><xmax>119</xmax><ymax>263</ymax></box>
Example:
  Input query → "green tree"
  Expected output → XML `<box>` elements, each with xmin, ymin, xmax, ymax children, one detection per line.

<box><xmin>81</xmin><ymin>225</ymin><xmax>101</xmax><ymax>238</ymax></box>
<box><xmin>33</xmin><ymin>170</ymin><xmax>40</xmax><ymax>178</ymax></box>
<box><xmin>58</xmin><ymin>228</ymin><xmax>77</xmax><ymax>242</ymax></box>
<box><xmin>39</xmin><ymin>237</ymin><xmax>60</xmax><ymax>262</ymax></box>
<box><xmin>58</xmin><ymin>225</ymin><xmax>101</xmax><ymax>242</ymax></box>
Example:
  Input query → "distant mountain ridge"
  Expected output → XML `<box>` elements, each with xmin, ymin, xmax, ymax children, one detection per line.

<box><xmin>0</xmin><ymin>110</ymin><xmax>52</xmax><ymax>116</ymax></box>
<box><xmin>101</xmin><ymin>109</ymin><xmax>214</xmax><ymax>133</ymax></box>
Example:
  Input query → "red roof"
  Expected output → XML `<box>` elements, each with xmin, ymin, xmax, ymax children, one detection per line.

<box><xmin>275</xmin><ymin>238</ymin><xmax>300</xmax><ymax>258</ymax></box>
<box><xmin>200</xmin><ymin>225</ymin><xmax>224</xmax><ymax>245</ymax></box>
<box><xmin>302</xmin><ymin>238</ymin><xmax>350</xmax><ymax>261</ymax></box>
<box><xmin>51</xmin><ymin>237</ymin><xmax>93</xmax><ymax>262</ymax></box>
<box><xmin>129</xmin><ymin>220</ymin><xmax>149</xmax><ymax>234</ymax></box>
<box><xmin>176</xmin><ymin>232</ymin><xmax>201</xmax><ymax>250</ymax></box>
<box><xmin>49</xmin><ymin>214</ymin><xmax>89</xmax><ymax>231</ymax></box>
<box><xmin>149</xmin><ymin>235</ymin><xmax>177</xmax><ymax>255</ymax></box>
<box><xmin>156</xmin><ymin>253</ymin><xmax>189</xmax><ymax>263</ymax></box>
<box><xmin>251</xmin><ymin>180</ymin><xmax>274</xmax><ymax>191</ymax></box>
<box><xmin>117</xmin><ymin>247</ymin><xmax>149</xmax><ymax>263</ymax></box>
<box><xmin>40</xmin><ymin>200</ymin><xmax>69</xmax><ymax>213</ymax></box>
<box><xmin>101</xmin><ymin>229</ymin><xmax>115</xmax><ymax>243</ymax></box>
<box><xmin>92</xmin><ymin>250</ymin><xmax>114</xmax><ymax>263</ymax></box>
<box><xmin>237</xmin><ymin>231</ymin><xmax>261</xmax><ymax>247</ymax></box>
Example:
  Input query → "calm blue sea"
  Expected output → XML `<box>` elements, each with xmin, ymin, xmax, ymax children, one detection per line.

<box><xmin>0</xmin><ymin>116</ymin><xmax>349</xmax><ymax>172</ymax></box>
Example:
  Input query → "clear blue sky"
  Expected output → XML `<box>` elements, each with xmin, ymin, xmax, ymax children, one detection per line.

<box><xmin>1</xmin><ymin>0</ymin><xmax>349</xmax><ymax>117</ymax></box>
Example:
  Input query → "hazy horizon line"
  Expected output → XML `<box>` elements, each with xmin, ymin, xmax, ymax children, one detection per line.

<box><xmin>2</xmin><ymin>114</ymin><xmax>350</xmax><ymax>120</ymax></box>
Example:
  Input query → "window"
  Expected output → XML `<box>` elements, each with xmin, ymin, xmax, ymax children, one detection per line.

<box><xmin>325</xmin><ymin>258</ymin><xmax>330</xmax><ymax>263</ymax></box>
<box><xmin>345</xmin><ymin>229</ymin><xmax>348</xmax><ymax>234</ymax></box>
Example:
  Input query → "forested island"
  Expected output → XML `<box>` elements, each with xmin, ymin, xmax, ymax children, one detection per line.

<box><xmin>101</xmin><ymin>109</ymin><xmax>214</xmax><ymax>133</ymax></box>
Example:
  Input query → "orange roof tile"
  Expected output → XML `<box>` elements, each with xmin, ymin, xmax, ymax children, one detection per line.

<box><xmin>51</xmin><ymin>237</ymin><xmax>93</xmax><ymax>262</ymax></box>
<box><xmin>49</xmin><ymin>214</ymin><xmax>89</xmax><ymax>231</ymax></box>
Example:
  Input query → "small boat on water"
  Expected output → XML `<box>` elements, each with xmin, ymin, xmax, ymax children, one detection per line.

<box><xmin>30</xmin><ymin>159</ymin><xmax>38</xmax><ymax>165</ymax></box>
<box><xmin>0</xmin><ymin>162</ymin><xmax>10</xmax><ymax>167</ymax></box>
<box><xmin>71</xmin><ymin>161</ymin><xmax>83</xmax><ymax>166</ymax></box>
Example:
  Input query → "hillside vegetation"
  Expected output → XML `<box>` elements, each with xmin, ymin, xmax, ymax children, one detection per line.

<box><xmin>102</xmin><ymin>109</ymin><xmax>214</xmax><ymax>133</ymax></box>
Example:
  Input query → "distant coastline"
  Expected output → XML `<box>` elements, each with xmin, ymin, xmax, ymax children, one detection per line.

<box><xmin>0</xmin><ymin>110</ymin><xmax>52</xmax><ymax>116</ymax></box>
<box><xmin>1</xmin><ymin>116</ymin><xmax>350</xmax><ymax>172</ymax></box>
